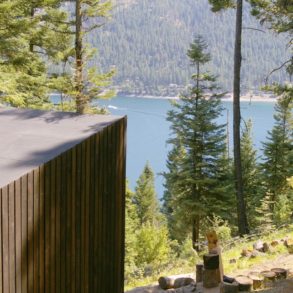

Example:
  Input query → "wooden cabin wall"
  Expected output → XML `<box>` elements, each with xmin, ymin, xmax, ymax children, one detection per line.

<box><xmin>0</xmin><ymin>117</ymin><xmax>126</xmax><ymax>293</ymax></box>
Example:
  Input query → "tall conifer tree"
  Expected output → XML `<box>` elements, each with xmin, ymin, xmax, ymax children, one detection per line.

<box><xmin>134</xmin><ymin>162</ymin><xmax>161</xmax><ymax>226</ymax></box>
<box><xmin>0</xmin><ymin>0</ymin><xmax>71</xmax><ymax>108</ymax></box>
<box><xmin>262</xmin><ymin>95</ymin><xmax>293</xmax><ymax>217</ymax></box>
<box><xmin>208</xmin><ymin>0</ymin><xmax>249</xmax><ymax>235</ymax></box>
<box><xmin>164</xmin><ymin>37</ymin><xmax>230</xmax><ymax>250</ymax></box>
<box><xmin>72</xmin><ymin>0</ymin><xmax>114</xmax><ymax>114</ymax></box>
<box><xmin>240</xmin><ymin>119</ymin><xmax>262</xmax><ymax>227</ymax></box>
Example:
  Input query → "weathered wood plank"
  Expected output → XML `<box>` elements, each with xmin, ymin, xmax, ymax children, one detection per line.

<box><xmin>93</xmin><ymin>132</ymin><xmax>101</xmax><ymax>292</ymax></box>
<box><xmin>75</xmin><ymin>143</ymin><xmax>82</xmax><ymax>293</ymax></box>
<box><xmin>60</xmin><ymin>153</ymin><xmax>67</xmax><ymax>293</ymax></box>
<box><xmin>88</xmin><ymin>135</ymin><xmax>96</xmax><ymax>291</ymax></box>
<box><xmin>71</xmin><ymin>147</ymin><xmax>76</xmax><ymax>293</ymax></box>
<box><xmin>15</xmin><ymin>179</ymin><xmax>22</xmax><ymax>293</ymax></box>
<box><xmin>33</xmin><ymin>169</ymin><xmax>39</xmax><ymax>293</ymax></box>
<box><xmin>84</xmin><ymin>138</ymin><xmax>91</xmax><ymax>292</ymax></box>
<box><xmin>44</xmin><ymin>163</ymin><xmax>51</xmax><ymax>293</ymax></box>
<box><xmin>2</xmin><ymin>185</ymin><xmax>9</xmax><ymax>293</ymax></box>
<box><xmin>8</xmin><ymin>182</ymin><xmax>16</xmax><ymax>293</ymax></box>
<box><xmin>27</xmin><ymin>172</ymin><xmax>34</xmax><ymax>293</ymax></box>
<box><xmin>66</xmin><ymin>150</ymin><xmax>72</xmax><ymax>293</ymax></box>
<box><xmin>39</xmin><ymin>165</ymin><xmax>45</xmax><ymax>293</ymax></box>
<box><xmin>50</xmin><ymin>159</ymin><xmax>56</xmax><ymax>292</ymax></box>
<box><xmin>55</xmin><ymin>156</ymin><xmax>61</xmax><ymax>293</ymax></box>
<box><xmin>21</xmin><ymin>177</ymin><xmax>28</xmax><ymax>293</ymax></box>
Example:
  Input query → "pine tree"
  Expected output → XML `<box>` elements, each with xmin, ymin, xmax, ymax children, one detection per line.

<box><xmin>262</xmin><ymin>95</ymin><xmax>293</xmax><ymax>218</ymax></box>
<box><xmin>240</xmin><ymin>119</ymin><xmax>262</xmax><ymax>228</ymax></box>
<box><xmin>72</xmin><ymin>0</ymin><xmax>115</xmax><ymax>114</ymax></box>
<box><xmin>208</xmin><ymin>0</ymin><xmax>249</xmax><ymax>235</ymax></box>
<box><xmin>125</xmin><ymin>183</ymin><xmax>139</xmax><ymax>282</ymax></box>
<box><xmin>134</xmin><ymin>162</ymin><xmax>161</xmax><ymax>226</ymax></box>
<box><xmin>162</xmin><ymin>141</ymin><xmax>189</xmax><ymax>242</ymax></box>
<box><xmin>164</xmin><ymin>36</ymin><xmax>230</xmax><ymax>251</ymax></box>
<box><xmin>0</xmin><ymin>0</ymin><xmax>71</xmax><ymax>108</ymax></box>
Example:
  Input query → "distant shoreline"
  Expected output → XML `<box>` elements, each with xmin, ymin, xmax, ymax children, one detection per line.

<box><xmin>119</xmin><ymin>93</ymin><xmax>277</xmax><ymax>103</ymax></box>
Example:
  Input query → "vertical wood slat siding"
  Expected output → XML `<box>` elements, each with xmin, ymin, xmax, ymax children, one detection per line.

<box><xmin>0</xmin><ymin>117</ymin><xmax>126</xmax><ymax>293</ymax></box>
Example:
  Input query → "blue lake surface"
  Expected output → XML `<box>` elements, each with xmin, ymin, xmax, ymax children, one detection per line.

<box><xmin>95</xmin><ymin>96</ymin><xmax>276</xmax><ymax>198</ymax></box>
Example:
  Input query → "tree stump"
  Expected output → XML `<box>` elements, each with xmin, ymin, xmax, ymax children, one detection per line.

<box><xmin>158</xmin><ymin>276</ymin><xmax>174</xmax><ymax>289</ymax></box>
<box><xmin>248</xmin><ymin>273</ymin><xmax>264</xmax><ymax>290</ymax></box>
<box><xmin>203</xmin><ymin>254</ymin><xmax>219</xmax><ymax>270</ymax></box>
<box><xmin>241</xmin><ymin>248</ymin><xmax>252</xmax><ymax>257</ymax></box>
<box><xmin>235</xmin><ymin>276</ymin><xmax>253</xmax><ymax>292</ymax></box>
<box><xmin>203</xmin><ymin>268</ymin><xmax>221</xmax><ymax>288</ymax></box>
<box><xmin>173</xmin><ymin>277</ymin><xmax>195</xmax><ymax>289</ymax></box>
<box><xmin>196</xmin><ymin>263</ymin><xmax>204</xmax><ymax>283</ymax></box>
<box><xmin>262</xmin><ymin>242</ymin><xmax>270</xmax><ymax>253</ymax></box>
<box><xmin>271</xmin><ymin>240</ymin><xmax>279</xmax><ymax>247</ymax></box>
<box><xmin>261</xmin><ymin>271</ymin><xmax>276</xmax><ymax>288</ymax></box>
<box><xmin>220</xmin><ymin>282</ymin><xmax>239</xmax><ymax>293</ymax></box>
<box><xmin>271</xmin><ymin>268</ymin><xmax>287</xmax><ymax>280</ymax></box>
<box><xmin>223</xmin><ymin>275</ymin><xmax>235</xmax><ymax>284</ymax></box>
<box><xmin>285</xmin><ymin>239</ymin><xmax>293</xmax><ymax>254</ymax></box>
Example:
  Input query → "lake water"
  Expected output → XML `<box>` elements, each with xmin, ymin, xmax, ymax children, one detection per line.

<box><xmin>95</xmin><ymin>96</ymin><xmax>276</xmax><ymax>198</ymax></box>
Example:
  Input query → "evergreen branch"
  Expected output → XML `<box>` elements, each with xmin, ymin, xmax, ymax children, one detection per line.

<box><xmin>265</xmin><ymin>58</ymin><xmax>293</xmax><ymax>84</ymax></box>
<box><xmin>243</xmin><ymin>27</ymin><xmax>266</xmax><ymax>33</ymax></box>
<box><xmin>84</xmin><ymin>23</ymin><xmax>104</xmax><ymax>33</ymax></box>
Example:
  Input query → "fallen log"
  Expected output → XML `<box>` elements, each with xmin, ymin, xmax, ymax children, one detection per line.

<box><xmin>271</xmin><ymin>268</ymin><xmax>287</xmax><ymax>280</ymax></box>
<box><xmin>220</xmin><ymin>281</ymin><xmax>239</xmax><ymax>293</ymax></box>
<box><xmin>173</xmin><ymin>277</ymin><xmax>195</xmax><ymax>289</ymax></box>
<box><xmin>234</xmin><ymin>276</ymin><xmax>252</xmax><ymax>292</ymax></box>
<box><xmin>158</xmin><ymin>276</ymin><xmax>174</xmax><ymax>290</ymax></box>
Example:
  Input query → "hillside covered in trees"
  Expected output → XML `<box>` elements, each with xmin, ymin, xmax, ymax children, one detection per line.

<box><xmin>85</xmin><ymin>0</ymin><xmax>290</xmax><ymax>96</ymax></box>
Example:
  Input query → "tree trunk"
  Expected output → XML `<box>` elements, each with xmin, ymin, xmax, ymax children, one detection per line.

<box><xmin>233</xmin><ymin>0</ymin><xmax>249</xmax><ymax>236</ymax></box>
<box><xmin>192</xmin><ymin>216</ymin><xmax>200</xmax><ymax>251</ymax></box>
<box><xmin>75</xmin><ymin>0</ymin><xmax>86</xmax><ymax>114</ymax></box>
<box><xmin>235</xmin><ymin>276</ymin><xmax>252</xmax><ymax>291</ymax></box>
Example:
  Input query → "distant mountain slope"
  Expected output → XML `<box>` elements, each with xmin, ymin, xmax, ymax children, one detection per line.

<box><xmin>86</xmin><ymin>0</ymin><xmax>290</xmax><ymax>96</ymax></box>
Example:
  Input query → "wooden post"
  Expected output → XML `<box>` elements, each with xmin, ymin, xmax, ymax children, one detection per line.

<box><xmin>196</xmin><ymin>264</ymin><xmax>204</xmax><ymax>283</ymax></box>
<box><xmin>203</xmin><ymin>269</ymin><xmax>221</xmax><ymax>288</ymax></box>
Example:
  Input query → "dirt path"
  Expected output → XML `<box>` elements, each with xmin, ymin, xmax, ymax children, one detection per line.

<box><xmin>125</xmin><ymin>254</ymin><xmax>293</xmax><ymax>293</ymax></box>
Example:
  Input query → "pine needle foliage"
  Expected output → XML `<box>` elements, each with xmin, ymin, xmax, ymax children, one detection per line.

<box><xmin>163</xmin><ymin>36</ymin><xmax>231</xmax><ymax>250</ymax></box>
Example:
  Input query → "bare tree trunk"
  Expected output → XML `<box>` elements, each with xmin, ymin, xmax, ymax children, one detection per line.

<box><xmin>192</xmin><ymin>216</ymin><xmax>200</xmax><ymax>251</ymax></box>
<box><xmin>233</xmin><ymin>0</ymin><xmax>249</xmax><ymax>235</ymax></box>
<box><xmin>75</xmin><ymin>0</ymin><xmax>86</xmax><ymax>114</ymax></box>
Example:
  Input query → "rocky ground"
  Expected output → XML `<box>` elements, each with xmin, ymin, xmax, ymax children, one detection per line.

<box><xmin>125</xmin><ymin>254</ymin><xmax>293</xmax><ymax>293</ymax></box>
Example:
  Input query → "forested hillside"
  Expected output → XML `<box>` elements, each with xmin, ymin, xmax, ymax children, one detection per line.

<box><xmin>85</xmin><ymin>0</ymin><xmax>290</xmax><ymax>96</ymax></box>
